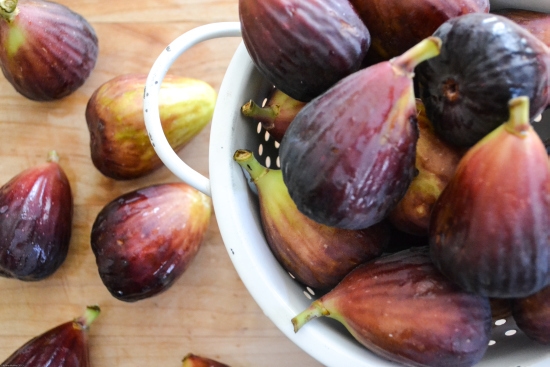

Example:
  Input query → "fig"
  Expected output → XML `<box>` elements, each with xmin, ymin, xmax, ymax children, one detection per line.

<box><xmin>234</xmin><ymin>149</ymin><xmax>389</xmax><ymax>291</ymax></box>
<box><xmin>86</xmin><ymin>73</ymin><xmax>216</xmax><ymax>180</ymax></box>
<box><xmin>280</xmin><ymin>37</ymin><xmax>441</xmax><ymax>230</ymax></box>
<box><xmin>0</xmin><ymin>0</ymin><xmax>98</xmax><ymax>101</ymax></box>
<box><xmin>1</xmin><ymin>305</ymin><xmax>100</xmax><ymax>366</ymax></box>
<box><xmin>416</xmin><ymin>12</ymin><xmax>550</xmax><ymax>147</ymax></box>
<box><xmin>182</xmin><ymin>353</ymin><xmax>229</xmax><ymax>367</ymax></box>
<box><xmin>512</xmin><ymin>284</ymin><xmax>550</xmax><ymax>344</ymax></box>
<box><xmin>429</xmin><ymin>97</ymin><xmax>550</xmax><ymax>298</ymax></box>
<box><xmin>494</xmin><ymin>8</ymin><xmax>550</xmax><ymax>47</ymax></box>
<box><xmin>239</xmin><ymin>0</ymin><xmax>370</xmax><ymax>102</ymax></box>
<box><xmin>241</xmin><ymin>88</ymin><xmax>306</xmax><ymax>142</ymax></box>
<box><xmin>292</xmin><ymin>247</ymin><xmax>492</xmax><ymax>367</ymax></box>
<box><xmin>388</xmin><ymin>99</ymin><xmax>464</xmax><ymax>236</ymax></box>
<box><xmin>0</xmin><ymin>151</ymin><xmax>73</xmax><ymax>281</ymax></box>
<box><xmin>90</xmin><ymin>183</ymin><xmax>212</xmax><ymax>302</ymax></box>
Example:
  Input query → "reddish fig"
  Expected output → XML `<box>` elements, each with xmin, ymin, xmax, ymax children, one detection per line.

<box><xmin>182</xmin><ymin>353</ymin><xmax>229</xmax><ymax>367</ymax></box>
<box><xmin>292</xmin><ymin>247</ymin><xmax>492</xmax><ymax>367</ymax></box>
<box><xmin>90</xmin><ymin>183</ymin><xmax>212</xmax><ymax>302</ymax></box>
<box><xmin>512</xmin><ymin>285</ymin><xmax>550</xmax><ymax>344</ymax></box>
<box><xmin>0</xmin><ymin>151</ymin><xmax>73</xmax><ymax>281</ymax></box>
<box><xmin>0</xmin><ymin>0</ymin><xmax>98</xmax><ymax>101</ymax></box>
<box><xmin>234</xmin><ymin>149</ymin><xmax>388</xmax><ymax>291</ymax></box>
<box><xmin>494</xmin><ymin>8</ymin><xmax>550</xmax><ymax>47</ymax></box>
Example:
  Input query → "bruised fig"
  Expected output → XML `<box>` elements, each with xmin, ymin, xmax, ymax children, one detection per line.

<box><xmin>1</xmin><ymin>305</ymin><xmax>100</xmax><ymax>366</ymax></box>
<box><xmin>292</xmin><ymin>247</ymin><xmax>492</xmax><ymax>367</ymax></box>
<box><xmin>0</xmin><ymin>0</ymin><xmax>98</xmax><ymax>101</ymax></box>
<box><xmin>86</xmin><ymin>73</ymin><xmax>216</xmax><ymax>180</ymax></box>
<box><xmin>0</xmin><ymin>151</ymin><xmax>73</xmax><ymax>281</ymax></box>
<box><xmin>182</xmin><ymin>353</ymin><xmax>229</xmax><ymax>367</ymax></box>
<box><xmin>90</xmin><ymin>183</ymin><xmax>212</xmax><ymax>302</ymax></box>
<box><xmin>280</xmin><ymin>37</ymin><xmax>441</xmax><ymax>230</ymax></box>
<box><xmin>234</xmin><ymin>149</ymin><xmax>388</xmax><ymax>291</ymax></box>
<box><xmin>429</xmin><ymin>97</ymin><xmax>550</xmax><ymax>298</ymax></box>
<box><xmin>512</xmin><ymin>284</ymin><xmax>550</xmax><ymax>344</ymax></box>
<box><xmin>494</xmin><ymin>8</ymin><xmax>550</xmax><ymax>47</ymax></box>
<box><xmin>239</xmin><ymin>0</ymin><xmax>370</xmax><ymax>102</ymax></box>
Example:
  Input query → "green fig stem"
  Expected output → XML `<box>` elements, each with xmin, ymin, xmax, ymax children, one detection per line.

<box><xmin>233</xmin><ymin>149</ymin><xmax>268</xmax><ymax>182</ymax></box>
<box><xmin>291</xmin><ymin>300</ymin><xmax>330</xmax><ymax>333</ymax></box>
<box><xmin>505</xmin><ymin>96</ymin><xmax>530</xmax><ymax>137</ymax></box>
<box><xmin>47</xmin><ymin>150</ymin><xmax>60</xmax><ymax>163</ymax></box>
<box><xmin>74</xmin><ymin>305</ymin><xmax>101</xmax><ymax>330</ymax></box>
<box><xmin>390</xmin><ymin>36</ymin><xmax>442</xmax><ymax>76</ymax></box>
<box><xmin>0</xmin><ymin>0</ymin><xmax>19</xmax><ymax>22</ymax></box>
<box><xmin>241</xmin><ymin>100</ymin><xmax>280</xmax><ymax>126</ymax></box>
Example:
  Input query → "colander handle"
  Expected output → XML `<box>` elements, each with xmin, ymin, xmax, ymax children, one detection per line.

<box><xmin>143</xmin><ymin>22</ymin><xmax>242</xmax><ymax>197</ymax></box>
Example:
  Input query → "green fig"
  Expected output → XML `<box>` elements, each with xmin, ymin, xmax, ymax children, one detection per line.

<box><xmin>182</xmin><ymin>353</ymin><xmax>229</xmax><ymax>367</ymax></box>
<box><xmin>234</xmin><ymin>149</ymin><xmax>389</xmax><ymax>291</ymax></box>
<box><xmin>512</xmin><ymin>284</ymin><xmax>550</xmax><ymax>344</ymax></box>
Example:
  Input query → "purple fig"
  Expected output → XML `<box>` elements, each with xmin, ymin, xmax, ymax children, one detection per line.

<box><xmin>182</xmin><ymin>353</ymin><xmax>230</xmax><ymax>367</ymax></box>
<box><xmin>512</xmin><ymin>284</ymin><xmax>550</xmax><ymax>344</ymax></box>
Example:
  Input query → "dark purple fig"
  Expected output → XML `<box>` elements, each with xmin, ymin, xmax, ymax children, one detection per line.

<box><xmin>350</xmin><ymin>0</ymin><xmax>489</xmax><ymax>64</ymax></box>
<box><xmin>1</xmin><ymin>305</ymin><xmax>100</xmax><ymax>366</ymax></box>
<box><xmin>239</xmin><ymin>0</ymin><xmax>370</xmax><ymax>102</ymax></box>
<box><xmin>429</xmin><ymin>97</ymin><xmax>550</xmax><ymax>298</ymax></box>
<box><xmin>280</xmin><ymin>37</ymin><xmax>441</xmax><ymax>230</ymax></box>
<box><xmin>416</xmin><ymin>12</ymin><xmax>550</xmax><ymax>147</ymax></box>
<box><xmin>90</xmin><ymin>183</ymin><xmax>212</xmax><ymax>302</ymax></box>
<box><xmin>512</xmin><ymin>284</ymin><xmax>550</xmax><ymax>344</ymax></box>
<box><xmin>0</xmin><ymin>151</ymin><xmax>73</xmax><ymax>281</ymax></box>
<box><xmin>494</xmin><ymin>8</ymin><xmax>550</xmax><ymax>47</ymax></box>
<box><xmin>292</xmin><ymin>247</ymin><xmax>492</xmax><ymax>367</ymax></box>
<box><xmin>182</xmin><ymin>353</ymin><xmax>230</xmax><ymax>367</ymax></box>
<box><xmin>234</xmin><ymin>149</ymin><xmax>389</xmax><ymax>291</ymax></box>
<box><xmin>241</xmin><ymin>88</ymin><xmax>306</xmax><ymax>142</ymax></box>
<box><xmin>0</xmin><ymin>0</ymin><xmax>98</xmax><ymax>101</ymax></box>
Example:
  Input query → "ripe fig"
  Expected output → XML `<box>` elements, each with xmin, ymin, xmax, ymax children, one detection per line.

<box><xmin>182</xmin><ymin>353</ymin><xmax>229</xmax><ymax>367</ymax></box>
<box><xmin>1</xmin><ymin>305</ymin><xmax>100</xmax><ymax>366</ymax></box>
<box><xmin>234</xmin><ymin>149</ymin><xmax>389</xmax><ymax>291</ymax></box>
<box><xmin>90</xmin><ymin>183</ymin><xmax>212</xmax><ymax>302</ymax></box>
<box><xmin>388</xmin><ymin>99</ymin><xmax>464</xmax><ymax>236</ymax></box>
<box><xmin>0</xmin><ymin>151</ymin><xmax>73</xmax><ymax>281</ymax></box>
<box><xmin>512</xmin><ymin>284</ymin><xmax>550</xmax><ymax>344</ymax></box>
<box><xmin>280</xmin><ymin>37</ymin><xmax>441</xmax><ymax>230</ymax></box>
<box><xmin>292</xmin><ymin>247</ymin><xmax>492</xmax><ymax>367</ymax></box>
<box><xmin>494</xmin><ymin>8</ymin><xmax>550</xmax><ymax>47</ymax></box>
<box><xmin>416</xmin><ymin>12</ymin><xmax>550</xmax><ymax>147</ymax></box>
<box><xmin>241</xmin><ymin>88</ymin><xmax>306</xmax><ymax>142</ymax></box>
<box><xmin>239</xmin><ymin>0</ymin><xmax>370</xmax><ymax>102</ymax></box>
<box><xmin>429</xmin><ymin>97</ymin><xmax>550</xmax><ymax>298</ymax></box>
<box><xmin>0</xmin><ymin>0</ymin><xmax>98</xmax><ymax>101</ymax></box>
<box><xmin>86</xmin><ymin>73</ymin><xmax>216</xmax><ymax>180</ymax></box>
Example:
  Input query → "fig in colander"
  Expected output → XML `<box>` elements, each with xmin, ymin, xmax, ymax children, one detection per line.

<box><xmin>239</xmin><ymin>0</ymin><xmax>370</xmax><ymax>102</ymax></box>
<box><xmin>416</xmin><ymin>12</ymin><xmax>550</xmax><ymax>147</ymax></box>
<box><xmin>0</xmin><ymin>0</ymin><xmax>98</xmax><ymax>101</ymax></box>
<box><xmin>0</xmin><ymin>151</ymin><xmax>73</xmax><ymax>281</ymax></box>
<box><xmin>86</xmin><ymin>73</ymin><xmax>216</xmax><ymax>180</ymax></box>
<box><xmin>512</xmin><ymin>284</ymin><xmax>550</xmax><ymax>344</ymax></box>
<box><xmin>1</xmin><ymin>305</ymin><xmax>100</xmax><ymax>367</ymax></box>
<box><xmin>494</xmin><ymin>8</ymin><xmax>550</xmax><ymax>47</ymax></box>
<box><xmin>234</xmin><ymin>149</ymin><xmax>389</xmax><ymax>291</ymax></box>
<box><xmin>280</xmin><ymin>37</ymin><xmax>441</xmax><ymax>230</ymax></box>
<box><xmin>292</xmin><ymin>246</ymin><xmax>492</xmax><ymax>367</ymax></box>
<box><xmin>429</xmin><ymin>97</ymin><xmax>550</xmax><ymax>298</ymax></box>
<box><xmin>90</xmin><ymin>183</ymin><xmax>212</xmax><ymax>302</ymax></box>
<box><xmin>182</xmin><ymin>353</ymin><xmax>229</xmax><ymax>367</ymax></box>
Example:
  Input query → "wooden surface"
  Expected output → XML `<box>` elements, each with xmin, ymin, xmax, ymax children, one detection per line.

<box><xmin>0</xmin><ymin>1</ymin><xmax>323</xmax><ymax>366</ymax></box>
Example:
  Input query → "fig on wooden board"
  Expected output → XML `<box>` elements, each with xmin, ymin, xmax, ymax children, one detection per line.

<box><xmin>90</xmin><ymin>183</ymin><xmax>212</xmax><ymax>302</ymax></box>
<box><xmin>86</xmin><ymin>73</ymin><xmax>216</xmax><ymax>180</ymax></box>
<box><xmin>0</xmin><ymin>151</ymin><xmax>73</xmax><ymax>281</ymax></box>
<box><xmin>494</xmin><ymin>8</ymin><xmax>550</xmax><ymax>47</ymax></box>
<box><xmin>182</xmin><ymin>353</ymin><xmax>229</xmax><ymax>367</ymax></box>
<box><xmin>0</xmin><ymin>0</ymin><xmax>98</xmax><ymax>101</ymax></box>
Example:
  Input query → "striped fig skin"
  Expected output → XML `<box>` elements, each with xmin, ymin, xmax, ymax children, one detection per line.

<box><xmin>239</xmin><ymin>0</ymin><xmax>370</xmax><ymax>102</ymax></box>
<box><xmin>0</xmin><ymin>0</ymin><xmax>98</xmax><ymax>101</ymax></box>
<box><xmin>512</xmin><ymin>285</ymin><xmax>550</xmax><ymax>344</ymax></box>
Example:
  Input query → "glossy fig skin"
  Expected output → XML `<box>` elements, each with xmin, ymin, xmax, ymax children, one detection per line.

<box><xmin>0</xmin><ymin>152</ymin><xmax>73</xmax><ymax>281</ymax></box>
<box><xmin>292</xmin><ymin>247</ymin><xmax>492</xmax><ymax>367</ymax></box>
<box><xmin>1</xmin><ymin>305</ymin><xmax>100</xmax><ymax>367</ymax></box>
<box><xmin>182</xmin><ymin>353</ymin><xmax>230</xmax><ymax>367</ymax></box>
<box><xmin>416</xmin><ymin>13</ymin><xmax>550</xmax><ymax>147</ymax></box>
<box><xmin>90</xmin><ymin>183</ymin><xmax>212</xmax><ymax>302</ymax></box>
<box><xmin>86</xmin><ymin>73</ymin><xmax>216</xmax><ymax>180</ymax></box>
<box><xmin>239</xmin><ymin>0</ymin><xmax>370</xmax><ymax>102</ymax></box>
<box><xmin>512</xmin><ymin>285</ymin><xmax>550</xmax><ymax>344</ymax></box>
<box><xmin>0</xmin><ymin>0</ymin><xmax>98</xmax><ymax>101</ymax></box>
<box><xmin>494</xmin><ymin>8</ymin><xmax>550</xmax><ymax>47</ymax></box>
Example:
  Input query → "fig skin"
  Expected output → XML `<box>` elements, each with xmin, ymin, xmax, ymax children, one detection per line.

<box><xmin>292</xmin><ymin>247</ymin><xmax>492</xmax><ymax>367</ymax></box>
<box><xmin>90</xmin><ymin>183</ymin><xmax>212</xmax><ymax>302</ymax></box>
<box><xmin>86</xmin><ymin>73</ymin><xmax>216</xmax><ymax>180</ymax></box>
<box><xmin>0</xmin><ymin>151</ymin><xmax>73</xmax><ymax>281</ymax></box>
<box><xmin>494</xmin><ymin>8</ymin><xmax>550</xmax><ymax>47</ymax></box>
<box><xmin>234</xmin><ymin>149</ymin><xmax>389</xmax><ymax>291</ymax></box>
<box><xmin>1</xmin><ymin>305</ymin><xmax>100</xmax><ymax>367</ymax></box>
<box><xmin>182</xmin><ymin>353</ymin><xmax>229</xmax><ymax>367</ymax></box>
<box><xmin>0</xmin><ymin>0</ymin><xmax>98</xmax><ymax>101</ymax></box>
<box><xmin>239</xmin><ymin>0</ymin><xmax>370</xmax><ymax>102</ymax></box>
<box><xmin>512</xmin><ymin>285</ymin><xmax>550</xmax><ymax>344</ymax></box>
<box><xmin>429</xmin><ymin>97</ymin><xmax>550</xmax><ymax>298</ymax></box>
<box><xmin>280</xmin><ymin>37</ymin><xmax>441</xmax><ymax>230</ymax></box>
<box><xmin>416</xmin><ymin>13</ymin><xmax>550</xmax><ymax>147</ymax></box>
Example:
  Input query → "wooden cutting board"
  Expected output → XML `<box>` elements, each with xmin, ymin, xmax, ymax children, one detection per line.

<box><xmin>0</xmin><ymin>1</ymin><xmax>322</xmax><ymax>366</ymax></box>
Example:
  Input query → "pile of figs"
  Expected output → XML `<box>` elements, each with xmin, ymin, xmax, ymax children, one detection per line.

<box><xmin>238</xmin><ymin>0</ymin><xmax>550</xmax><ymax>366</ymax></box>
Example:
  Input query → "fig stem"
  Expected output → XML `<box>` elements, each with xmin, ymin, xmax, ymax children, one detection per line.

<box><xmin>47</xmin><ymin>150</ymin><xmax>60</xmax><ymax>163</ymax></box>
<box><xmin>0</xmin><ymin>0</ymin><xmax>19</xmax><ymax>22</ymax></box>
<box><xmin>233</xmin><ymin>149</ymin><xmax>268</xmax><ymax>182</ymax></box>
<box><xmin>75</xmin><ymin>305</ymin><xmax>101</xmax><ymax>330</ymax></box>
<box><xmin>505</xmin><ymin>96</ymin><xmax>530</xmax><ymax>137</ymax></box>
<box><xmin>291</xmin><ymin>300</ymin><xmax>329</xmax><ymax>333</ymax></box>
<box><xmin>241</xmin><ymin>100</ymin><xmax>279</xmax><ymax>124</ymax></box>
<box><xmin>391</xmin><ymin>36</ymin><xmax>442</xmax><ymax>75</ymax></box>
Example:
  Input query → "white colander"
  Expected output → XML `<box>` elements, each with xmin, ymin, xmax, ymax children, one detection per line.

<box><xmin>143</xmin><ymin>3</ymin><xmax>550</xmax><ymax>365</ymax></box>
